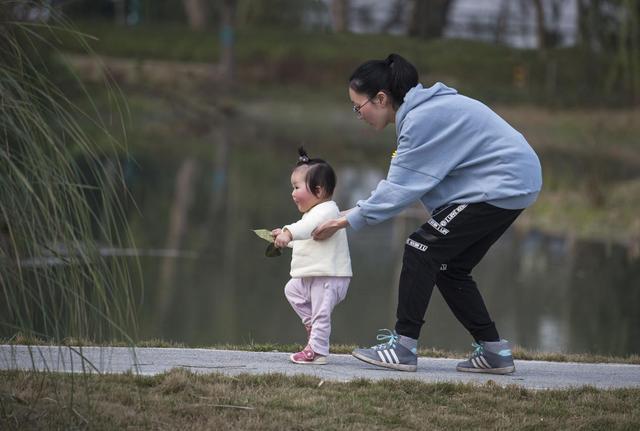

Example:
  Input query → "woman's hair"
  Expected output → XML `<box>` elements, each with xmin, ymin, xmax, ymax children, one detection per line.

<box><xmin>295</xmin><ymin>146</ymin><xmax>336</xmax><ymax>198</ymax></box>
<box><xmin>349</xmin><ymin>53</ymin><xmax>419</xmax><ymax>108</ymax></box>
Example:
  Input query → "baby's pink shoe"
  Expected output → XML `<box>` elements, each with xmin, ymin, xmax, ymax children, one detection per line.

<box><xmin>290</xmin><ymin>345</ymin><xmax>327</xmax><ymax>365</ymax></box>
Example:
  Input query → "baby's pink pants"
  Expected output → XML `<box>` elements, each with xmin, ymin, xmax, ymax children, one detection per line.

<box><xmin>284</xmin><ymin>276</ymin><xmax>350</xmax><ymax>356</ymax></box>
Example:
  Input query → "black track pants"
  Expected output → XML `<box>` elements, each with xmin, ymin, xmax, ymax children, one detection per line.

<box><xmin>394</xmin><ymin>202</ymin><xmax>522</xmax><ymax>342</ymax></box>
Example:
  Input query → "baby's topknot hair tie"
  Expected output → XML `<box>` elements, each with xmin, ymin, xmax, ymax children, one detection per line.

<box><xmin>298</xmin><ymin>146</ymin><xmax>310</xmax><ymax>164</ymax></box>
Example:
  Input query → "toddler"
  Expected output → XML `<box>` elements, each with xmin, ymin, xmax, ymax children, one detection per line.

<box><xmin>272</xmin><ymin>147</ymin><xmax>352</xmax><ymax>364</ymax></box>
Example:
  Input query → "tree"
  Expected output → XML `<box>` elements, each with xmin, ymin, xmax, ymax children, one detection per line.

<box><xmin>532</xmin><ymin>0</ymin><xmax>547</xmax><ymax>50</ymax></box>
<box><xmin>220</xmin><ymin>0</ymin><xmax>235</xmax><ymax>85</ymax></box>
<box><xmin>577</xmin><ymin>0</ymin><xmax>640</xmax><ymax>103</ymax></box>
<box><xmin>381</xmin><ymin>0</ymin><xmax>408</xmax><ymax>33</ymax></box>
<box><xmin>408</xmin><ymin>0</ymin><xmax>453</xmax><ymax>39</ymax></box>
<box><xmin>530</xmin><ymin>0</ymin><xmax>564</xmax><ymax>50</ymax></box>
<box><xmin>493</xmin><ymin>0</ymin><xmax>510</xmax><ymax>45</ymax></box>
<box><xmin>182</xmin><ymin>0</ymin><xmax>209</xmax><ymax>30</ymax></box>
<box><xmin>330</xmin><ymin>0</ymin><xmax>349</xmax><ymax>32</ymax></box>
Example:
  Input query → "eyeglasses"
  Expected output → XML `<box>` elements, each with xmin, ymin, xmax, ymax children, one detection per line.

<box><xmin>352</xmin><ymin>98</ymin><xmax>374</xmax><ymax>118</ymax></box>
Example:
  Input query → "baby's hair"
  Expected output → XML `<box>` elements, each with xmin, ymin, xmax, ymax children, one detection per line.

<box><xmin>295</xmin><ymin>146</ymin><xmax>336</xmax><ymax>198</ymax></box>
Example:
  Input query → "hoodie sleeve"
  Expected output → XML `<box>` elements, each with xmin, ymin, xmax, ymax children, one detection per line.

<box><xmin>346</xmin><ymin>164</ymin><xmax>441</xmax><ymax>231</ymax></box>
<box><xmin>346</xmin><ymin>116</ymin><xmax>466</xmax><ymax>231</ymax></box>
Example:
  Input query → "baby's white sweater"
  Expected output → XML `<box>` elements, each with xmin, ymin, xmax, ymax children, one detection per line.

<box><xmin>284</xmin><ymin>201</ymin><xmax>352</xmax><ymax>278</ymax></box>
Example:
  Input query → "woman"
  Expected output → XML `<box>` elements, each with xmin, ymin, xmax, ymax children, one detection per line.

<box><xmin>312</xmin><ymin>53</ymin><xmax>542</xmax><ymax>374</ymax></box>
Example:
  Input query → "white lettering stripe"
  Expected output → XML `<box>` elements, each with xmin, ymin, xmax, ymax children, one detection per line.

<box><xmin>472</xmin><ymin>357</ymin><xmax>486</xmax><ymax>369</ymax></box>
<box><xmin>479</xmin><ymin>356</ymin><xmax>491</xmax><ymax>368</ymax></box>
<box><xmin>406</xmin><ymin>238</ymin><xmax>428</xmax><ymax>252</ymax></box>
<box><xmin>439</xmin><ymin>204</ymin><xmax>468</xmax><ymax>227</ymax></box>
<box><xmin>427</xmin><ymin>218</ymin><xmax>449</xmax><ymax>235</ymax></box>
<box><xmin>389</xmin><ymin>349</ymin><xmax>400</xmax><ymax>364</ymax></box>
<box><xmin>377</xmin><ymin>350</ymin><xmax>387</xmax><ymax>363</ymax></box>
<box><xmin>383</xmin><ymin>350</ymin><xmax>395</xmax><ymax>364</ymax></box>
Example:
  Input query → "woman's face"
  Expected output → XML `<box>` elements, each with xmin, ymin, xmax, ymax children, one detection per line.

<box><xmin>349</xmin><ymin>87</ymin><xmax>395</xmax><ymax>131</ymax></box>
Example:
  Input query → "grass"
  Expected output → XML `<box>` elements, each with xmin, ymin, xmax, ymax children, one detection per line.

<box><xmin>1</xmin><ymin>368</ymin><xmax>639</xmax><ymax>430</ymax></box>
<box><xmin>1</xmin><ymin>5</ymin><xmax>139</xmax><ymax>344</ymax></box>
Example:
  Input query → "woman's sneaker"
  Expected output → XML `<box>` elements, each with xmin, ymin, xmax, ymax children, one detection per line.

<box><xmin>352</xmin><ymin>329</ymin><xmax>417</xmax><ymax>372</ymax></box>
<box><xmin>456</xmin><ymin>340</ymin><xmax>515</xmax><ymax>374</ymax></box>
<box><xmin>290</xmin><ymin>345</ymin><xmax>327</xmax><ymax>365</ymax></box>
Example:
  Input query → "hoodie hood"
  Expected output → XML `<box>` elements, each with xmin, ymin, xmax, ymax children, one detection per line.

<box><xmin>395</xmin><ymin>82</ymin><xmax>458</xmax><ymax>133</ymax></box>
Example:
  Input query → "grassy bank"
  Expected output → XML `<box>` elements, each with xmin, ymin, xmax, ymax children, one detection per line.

<box><xmin>2</xmin><ymin>369</ymin><xmax>639</xmax><ymax>430</ymax></box>
<box><xmin>54</xmin><ymin>20</ymin><xmax>631</xmax><ymax>107</ymax></box>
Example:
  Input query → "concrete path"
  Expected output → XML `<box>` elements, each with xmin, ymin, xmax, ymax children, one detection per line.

<box><xmin>2</xmin><ymin>345</ymin><xmax>639</xmax><ymax>391</ymax></box>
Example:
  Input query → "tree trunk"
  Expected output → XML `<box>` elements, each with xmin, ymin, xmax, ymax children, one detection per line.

<box><xmin>577</xmin><ymin>0</ymin><xmax>590</xmax><ymax>46</ymax></box>
<box><xmin>380</xmin><ymin>0</ymin><xmax>407</xmax><ymax>33</ymax></box>
<box><xmin>330</xmin><ymin>0</ymin><xmax>349</xmax><ymax>33</ymax></box>
<box><xmin>408</xmin><ymin>0</ymin><xmax>453</xmax><ymax>39</ymax></box>
<box><xmin>183</xmin><ymin>0</ymin><xmax>209</xmax><ymax>31</ymax></box>
<box><xmin>494</xmin><ymin>0</ymin><xmax>510</xmax><ymax>44</ymax></box>
<box><xmin>113</xmin><ymin>0</ymin><xmax>126</xmax><ymax>26</ymax></box>
<box><xmin>220</xmin><ymin>0</ymin><xmax>236</xmax><ymax>86</ymax></box>
<box><xmin>532</xmin><ymin>0</ymin><xmax>546</xmax><ymax>50</ymax></box>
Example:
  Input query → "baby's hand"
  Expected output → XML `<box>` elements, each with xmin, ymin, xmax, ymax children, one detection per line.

<box><xmin>271</xmin><ymin>228</ymin><xmax>282</xmax><ymax>240</ymax></box>
<box><xmin>274</xmin><ymin>230</ymin><xmax>293</xmax><ymax>248</ymax></box>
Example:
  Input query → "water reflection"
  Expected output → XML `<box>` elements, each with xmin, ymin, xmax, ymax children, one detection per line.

<box><xmin>125</xmin><ymin>145</ymin><xmax>639</xmax><ymax>356</ymax></box>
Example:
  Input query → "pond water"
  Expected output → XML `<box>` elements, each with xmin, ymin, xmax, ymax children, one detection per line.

<box><xmin>123</xmin><ymin>135</ymin><xmax>640</xmax><ymax>357</ymax></box>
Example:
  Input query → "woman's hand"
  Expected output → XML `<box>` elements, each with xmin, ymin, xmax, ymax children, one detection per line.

<box><xmin>312</xmin><ymin>216</ymin><xmax>349</xmax><ymax>240</ymax></box>
<box><xmin>338</xmin><ymin>208</ymin><xmax>353</xmax><ymax>217</ymax></box>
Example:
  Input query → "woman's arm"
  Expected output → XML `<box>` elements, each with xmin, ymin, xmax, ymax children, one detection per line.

<box><xmin>312</xmin><ymin>215</ymin><xmax>349</xmax><ymax>240</ymax></box>
<box><xmin>339</xmin><ymin>208</ymin><xmax>354</xmax><ymax>217</ymax></box>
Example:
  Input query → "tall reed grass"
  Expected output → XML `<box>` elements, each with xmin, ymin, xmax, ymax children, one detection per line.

<box><xmin>0</xmin><ymin>1</ymin><xmax>139</xmax><ymax>346</ymax></box>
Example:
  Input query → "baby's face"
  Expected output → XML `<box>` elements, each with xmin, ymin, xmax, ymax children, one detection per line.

<box><xmin>290</xmin><ymin>167</ymin><xmax>323</xmax><ymax>213</ymax></box>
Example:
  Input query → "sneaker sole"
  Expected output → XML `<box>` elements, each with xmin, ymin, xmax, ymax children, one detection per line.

<box><xmin>289</xmin><ymin>354</ymin><xmax>327</xmax><ymax>365</ymax></box>
<box><xmin>352</xmin><ymin>351</ymin><xmax>417</xmax><ymax>372</ymax></box>
<box><xmin>456</xmin><ymin>365</ymin><xmax>515</xmax><ymax>375</ymax></box>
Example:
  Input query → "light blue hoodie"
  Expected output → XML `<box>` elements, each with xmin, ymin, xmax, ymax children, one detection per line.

<box><xmin>347</xmin><ymin>82</ymin><xmax>542</xmax><ymax>231</ymax></box>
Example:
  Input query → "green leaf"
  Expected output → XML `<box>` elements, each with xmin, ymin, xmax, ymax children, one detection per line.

<box><xmin>265</xmin><ymin>243</ymin><xmax>282</xmax><ymax>258</ymax></box>
<box><xmin>252</xmin><ymin>229</ymin><xmax>274</xmax><ymax>243</ymax></box>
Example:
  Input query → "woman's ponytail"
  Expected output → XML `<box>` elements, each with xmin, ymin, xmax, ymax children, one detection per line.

<box><xmin>385</xmin><ymin>54</ymin><xmax>419</xmax><ymax>106</ymax></box>
<box><xmin>349</xmin><ymin>53</ymin><xmax>418</xmax><ymax>108</ymax></box>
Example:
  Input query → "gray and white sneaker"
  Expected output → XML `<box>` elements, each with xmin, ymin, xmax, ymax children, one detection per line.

<box><xmin>352</xmin><ymin>329</ymin><xmax>418</xmax><ymax>372</ymax></box>
<box><xmin>456</xmin><ymin>340</ymin><xmax>515</xmax><ymax>374</ymax></box>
